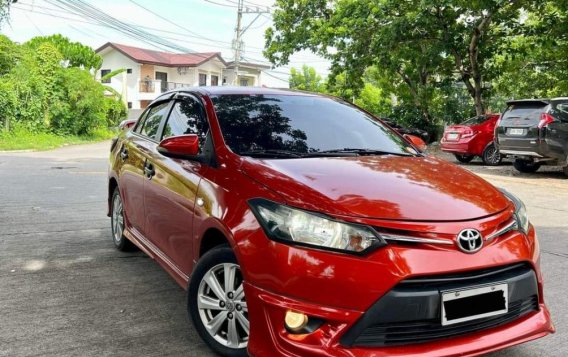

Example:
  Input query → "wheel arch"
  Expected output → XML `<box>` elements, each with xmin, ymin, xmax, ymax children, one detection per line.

<box><xmin>199</xmin><ymin>227</ymin><xmax>231</xmax><ymax>258</ymax></box>
<box><xmin>107</xmin><ymin>177</ymin><xmax>119</xmax><ymax>217</ymax></box>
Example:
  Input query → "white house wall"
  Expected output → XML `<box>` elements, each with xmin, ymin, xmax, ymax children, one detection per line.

<box><xmin>98</xmin><ymin>50</ymin><xmax>140</xmax><ymax>108</ymax></box>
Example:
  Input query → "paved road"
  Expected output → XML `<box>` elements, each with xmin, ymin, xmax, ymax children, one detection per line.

<box><xmin>0</xmin><ymin>142</ymin><xmax>566</xmax><ymax>356</ymax></box>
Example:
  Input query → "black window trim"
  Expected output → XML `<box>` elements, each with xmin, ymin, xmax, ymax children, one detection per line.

<box><xmin>132</xmin><ymin>99</ymin><xmax>175</xmax><ymax>144</ymax></box>
<box><xmin>166</xmin><ymin>91</ymin><xmax>217</xmax><ymax>166</ymax></box>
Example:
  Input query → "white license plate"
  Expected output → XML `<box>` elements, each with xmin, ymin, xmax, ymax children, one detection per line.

<box><xmin>441</xmin><ymin>283</ymin><xmax>508</xmax><ymax>326</ymax></box>
<box><xmin>446</xmin><ymin>133</ymin><xmax>459</xmax><ymax>140</ymax></box>
<box><xmin>508</xmin><ymin>128</ymin><xmax>525</xmax><ymax>136</ymax></box>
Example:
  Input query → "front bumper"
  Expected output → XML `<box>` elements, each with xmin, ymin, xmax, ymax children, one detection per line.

<box><xmin>240</xmin><ymin>222</ymin><xmax>554</xmax><ymax>356</ymax></box>
<box><xmin>245</xmin><ymin>284</ymin><xmax>552</xmax><ymax>357</ymax></box>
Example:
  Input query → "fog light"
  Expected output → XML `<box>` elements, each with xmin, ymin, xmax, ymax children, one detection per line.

<box><xmin>284</xmin><ymin>310</ymin><xmax>308</xmax><ymax>332</ymax></box>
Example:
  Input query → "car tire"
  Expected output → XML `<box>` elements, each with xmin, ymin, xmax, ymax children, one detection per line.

<box><xmin>563</xmin><ymin>165</ymin><xmax>568</xmax><ymax>177</ymax></box>
<box><xmin>110</xmin><ymin>188</ymin><xmax>136</xmax><ymax>251</ymax></box>
<box><xmin>454</xmin><ymin>154</ymin><xmax>475</xmax><ymax>163</ymax></box>
<box><xmin>513</xmin><ymin>159</ymin><xmax>541</xmax><ymax>173</ymax></box>
<box><xmin>188</xmin><ymin>245</ymin><xmax>248</xmax><ymax>357</ymax></box>
<box><xmin>482</xmin><ymin>143</ymin><xmax>502</xmax><ymax>166</ymax></box>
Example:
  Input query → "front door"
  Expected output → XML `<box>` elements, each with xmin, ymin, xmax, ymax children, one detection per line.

<box><xmin>155</xmin><ymin>71</ymin><xmax>168</xmax><ymax>93</ymax></box>
<box><xmin>144</xmin><ymin>94</ymin><xmax>211</xmax><ymax>275</ymax></box>
<box><xmin>120</xmin><ymin>101</ymin><xmax>172</xmax><ymax>236</ymax></box>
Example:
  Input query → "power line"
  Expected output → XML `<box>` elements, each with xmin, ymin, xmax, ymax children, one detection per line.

<box><xmin>127</xmin><ymin>0</ymin><xmax>224</xmax><ymax>44</ymax></box>
<box><xmin>17</xmin><ymin>0</ymin><xmax>324</xmax><ymax>62</ymax></box>
<box><xmin>15</xmin><ymin>0</ymin><xmax>326</xmax><ymax>67</ymax></box>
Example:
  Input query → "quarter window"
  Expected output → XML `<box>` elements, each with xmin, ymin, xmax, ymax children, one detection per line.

<box><xmin>162</xmin><ymin>97</ymin><xmax>209</xmax><ymax>152</ymax></box>
<box><xmin>136</xmin><ymin>102</ymin><xmax>170</xmax><ymax>141</ymax></box>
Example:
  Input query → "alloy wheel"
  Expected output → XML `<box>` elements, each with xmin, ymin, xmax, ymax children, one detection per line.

<box><xmin>112</xmin><ymin>193</ymin><xmax>124</xmax><ymax>245</ymax></box>
<box><xmin>197</xmin><ymin>263</ymin><xmax>249</xmax><ymax>349</ymax></box>
<box><xmin>483</xmin><ymin>144</ymin><xmax>501</xmax><ymax>166</ymax></box>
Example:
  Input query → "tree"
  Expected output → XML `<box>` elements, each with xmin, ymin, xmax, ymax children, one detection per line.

<box><xmin>25</xmin><ymin>34</ymin><xmax>103</xmax><ymax>70</ymax></box>
<box><xmin>289</xmin><ymin>65</ymin><xmax>325</xmax><ymax>92</ymax></box>
<box><xmin>265</xmin><ymin>0</ymin><xmax>551</xmax><ymax>118</ymax></box>
<box><xmin>0</xmin><ymin>0</ymin><xmax>14</xmax><ymax>28</ymax></box>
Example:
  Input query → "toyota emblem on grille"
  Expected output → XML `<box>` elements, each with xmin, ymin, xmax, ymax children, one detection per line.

<box><xmin>457</xmin><ymin>229</ymin><xmax>483</xmax><ymax>253</ymax></box>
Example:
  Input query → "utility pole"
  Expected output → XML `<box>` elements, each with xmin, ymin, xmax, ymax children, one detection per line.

<box><xmin>232</xmin><ymin>0</ymin><xmax>243</xmax><ymax>85</ymax></box>
<box><xmin>232</xmin><ymin>1</ymin><xmax>270</xmax><ymax>85</ymax></box>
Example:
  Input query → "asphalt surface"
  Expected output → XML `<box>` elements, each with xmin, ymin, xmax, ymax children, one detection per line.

<box><xmin>0</xmin><ymin>142</ymin><xmax>566</xmax><ymax>357</ymax></box>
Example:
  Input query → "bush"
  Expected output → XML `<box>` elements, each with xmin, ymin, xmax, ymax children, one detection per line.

<box><xmin>49</xmin><ymin>67</ymin><xmax>108</xmax><ymax>136</ymax></box>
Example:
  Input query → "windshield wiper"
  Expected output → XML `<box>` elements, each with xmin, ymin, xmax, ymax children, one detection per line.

<box><xmin>240</xmin><ymin>149</ymin><xmax>303</xmax><ymax>158</ymax></box>
<box><xmin>317</xmin><ymin>148</ymin><xmax>413</xmax><ymax>157</ymax></box>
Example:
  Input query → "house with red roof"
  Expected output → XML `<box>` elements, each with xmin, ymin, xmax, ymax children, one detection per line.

<box><xmin>95</xmin><ymin>42</ymin><xmax>270</xmax><ymax>109</ymax></box>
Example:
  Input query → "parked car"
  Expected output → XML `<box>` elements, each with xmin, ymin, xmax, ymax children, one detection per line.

<box><xmin>441</xmin><ymin>114</ymin><xmax>502</xmax><ymax>165</ymax></box>
<box><xmin>108</xmin><ymin>87</ymin><xmax>553</xmax><ymax>357</ymax></box>
<box><xmin>496</xmin><ymin>98</ymin><xmax>568</xmax><ymax>176</ymax></box>
<box><xmin>383</xmin><ymin>118</ymin><xmax>430</xmax><ymax>143</ymax></box>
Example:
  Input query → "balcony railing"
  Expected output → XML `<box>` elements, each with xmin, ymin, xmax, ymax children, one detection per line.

<box><xmin>139</xmin><ymin>80</ymin><xmax>190</xmax><ymax>93</ymax></box>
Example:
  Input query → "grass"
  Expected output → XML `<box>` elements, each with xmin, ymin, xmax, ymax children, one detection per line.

<box><xmin>0</xmin><ymin>127</ymin><xmax>117</xmax><ymax>151</ymax></box>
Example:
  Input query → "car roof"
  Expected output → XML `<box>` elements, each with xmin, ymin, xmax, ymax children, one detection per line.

<box><xmin>506</xmin><ymin>99</ymin><xmax>550</xmax><ymax>106</ymax></box>
<box><xmin>164</xmin><ymin>86</ymin><xmax>320</xmax><ymax>97</ymax></box>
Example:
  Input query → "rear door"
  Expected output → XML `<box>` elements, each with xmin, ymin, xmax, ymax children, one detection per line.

<box><xmin>497</xmin><ymin>100</ymin><xmax>549</xmax><ymax>152</ymax></box>
<box><xmin>119</xmin><ymin>101</ymin><xmax>172</xmax><ymax>236</ymax></box>
<box><xmin>549</xmin><ymin>101</ymin><xmax>568</xmax><ymax>161</ymax></box>
<box><xmin>143</xmin><ymin>94</ymin><xmax>211</xmax><ymax>275</ymax></box>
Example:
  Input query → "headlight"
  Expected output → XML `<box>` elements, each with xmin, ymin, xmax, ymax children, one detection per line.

<box><xmin>499</xmin><ymin>189</ymin><xmax>530</xmax><ymax>234</ymax></box>
<box><xmin>248</xmin><ymin>199</ymin><xmax>386</xmax><ymax>254</ymax></box>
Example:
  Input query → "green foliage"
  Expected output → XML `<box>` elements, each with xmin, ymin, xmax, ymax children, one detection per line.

<box><xmin>49</xmin><ymin>67</ymin><xmax>109</xmax><ymax>136</ymax></box>
<box><xmin>103</xmin><ymin>97</ymin><xmax>128</xmax><ymax>127</ymax></box>
<box><xmin>289</xmin><ymin>65</ymin><xmax>325</xmax><ymax>92</ymax></box>
<box><xmin>0</xmin><ymin>34</ymin><xmax>126</xmax><ymax>141</ymax></box>
<box><xmin>354</xmin><ymin>83</ymin><xmax>391</xmax><ymax>118</ymax></box>
<box><xmin>0</xmin><ymin>124</ymin><xmax>117</xmax><ymax>151</ymax></box>
<box><xmin>266</xmin><ymin>0</ymin><xmax>566</xmax><ymax>126</ymax></box>
<box><xmin>25</xmin><ymin>34</ymin><xmax>103</xmax><ymax>70</ymax></box>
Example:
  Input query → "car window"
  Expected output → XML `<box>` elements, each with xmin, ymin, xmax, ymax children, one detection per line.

<box><xmin>503</xmin><ymin>104</ymin><xmax>546</xmax><ymax>120</ymax></box>
<box><xmin>211</xmin><ymin>94</ymin><xmax>412</xmax><ymax>155</ymax></box>
<box><xmin>461</xmin><ymin>116</ymin><xmax>487</xmax><ymax>125</ymax></box>
<box><xmin>556</xmin><ymin>103</ymin><xmax>568</xmax><ymax>122</ymax></box>
<box><xmin>162</xmin><ymin>97</ymin><xmax>209</xmax><ymax>151</ymax></box>
<box><xmin>136</xmin><ymin>102</ymin><xmax>170</xmax><ymax>141</ymax></box>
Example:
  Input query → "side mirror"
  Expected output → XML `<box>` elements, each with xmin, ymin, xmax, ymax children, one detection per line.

<box><xmin>403</xmin><ymin>134</ymin><xmax>427</xmax><ymax>153</ymax></box>
<box><xmin>118</xmin><ymin>119</ymin><xmax>136</xmax><ymax>131</ymax></box>
<box><xmin>157</xmin><ymin>134</ymin><xmax>200</xmax><ymax>159</ymax></box>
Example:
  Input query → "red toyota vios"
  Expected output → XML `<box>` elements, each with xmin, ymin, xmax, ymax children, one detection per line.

<box><xmin>108</xmin><ymin>87</ymin><xmax>553</xmax><ymax>357</ymax></box>
<box><xmin>441</xmin><ymin>114</ymin><xmax>502</xmax><ymax>165</ymax></box>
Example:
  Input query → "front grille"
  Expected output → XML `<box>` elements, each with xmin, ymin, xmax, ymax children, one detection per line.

<box><xmin>353</xmin><ymin>295</ymin><xmax>538</xmax><ymax>346</ymax></box>
<box><xmin>340</xmin><ymin>263</ymin><xmax>539</xmax><ymax>347</ymax></box>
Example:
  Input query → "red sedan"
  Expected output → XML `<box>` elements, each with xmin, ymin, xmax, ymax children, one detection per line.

<box><xmin>108</xmin><ymin>88</ymin><xmax>553</xmax><ymax>356</ymax></box>
<box><xmin>441</xmin><ymin>114</ymin><xmax>502</xmax><ymax>165</ymax></box>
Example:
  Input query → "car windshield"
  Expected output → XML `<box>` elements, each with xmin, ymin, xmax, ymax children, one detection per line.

<box><xmin>211</xmin><ymin>94</ymin><xmax>415</xmax><ymax>157</ymax></box>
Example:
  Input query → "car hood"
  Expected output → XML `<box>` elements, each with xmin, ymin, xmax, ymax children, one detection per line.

<box><xmin>240</xmin><ymin>155</ymin><xmax>510</xmax><ymax>221</ymax></box>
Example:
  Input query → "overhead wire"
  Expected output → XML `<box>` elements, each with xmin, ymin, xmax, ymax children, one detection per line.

<box><xmin>15</xmin><ymin>0</ymin><xmax>328</xmax><ymax>72</ymax></box>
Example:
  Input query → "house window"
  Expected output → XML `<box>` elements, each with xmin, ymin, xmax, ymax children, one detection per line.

<box><xmin>199</xmin><ymin>73</ymin><xmax>207</xmax><ymax>86</ymax></box>
<box><xmin>211</xmin><ymin>75</ymin><xmax>219</xmax><ymax>86</ymax></box>
<box><xmin>127</xmin><ymin>102</ymin><xmax>132</xmax><ymax>109</ymax></box>
<box><xmin>126</xmin><ymin>68</ymin><xmax>132</xmax><ymax>74</ymax></box>
<box><xmin>223</xmin><ymin>77</ymin><xmax>227</xmax><ymax>85</ymax></box>
<box><xmin>101</xmin><ymin>69</ymin><xmax>111</xmax><ymax>83</ymax></box>
<box><xmin>240</xmin><ymin>78</ymin><xmax>249</xmax><ymax>87</ymax></box>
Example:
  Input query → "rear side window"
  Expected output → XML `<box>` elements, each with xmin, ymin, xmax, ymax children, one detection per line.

<box><xmin>136</xmin><ymin>102</ymin><xmax>170</xmax><ymax>141</ymax></box>
<box><xmin>162</xmin><ymin>97</ymin><xmax>209</xmax><ymax>151</ymax></box>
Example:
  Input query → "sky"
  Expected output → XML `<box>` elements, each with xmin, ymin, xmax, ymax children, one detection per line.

<box><xmin>1</xmin><ymin>0</ymin><xmax>331</xmax><ymax>87</ymax></box>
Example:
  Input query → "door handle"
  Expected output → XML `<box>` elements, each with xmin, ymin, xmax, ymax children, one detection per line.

<box><xmin>120</xmin><ymin>147</ymin><xmax>128</xmax><ymax>160</ymax></box>
<box><xmin>144</xmin><ymin>163</ymin><xmax>155</xmax><ymax>179</ymax></box>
